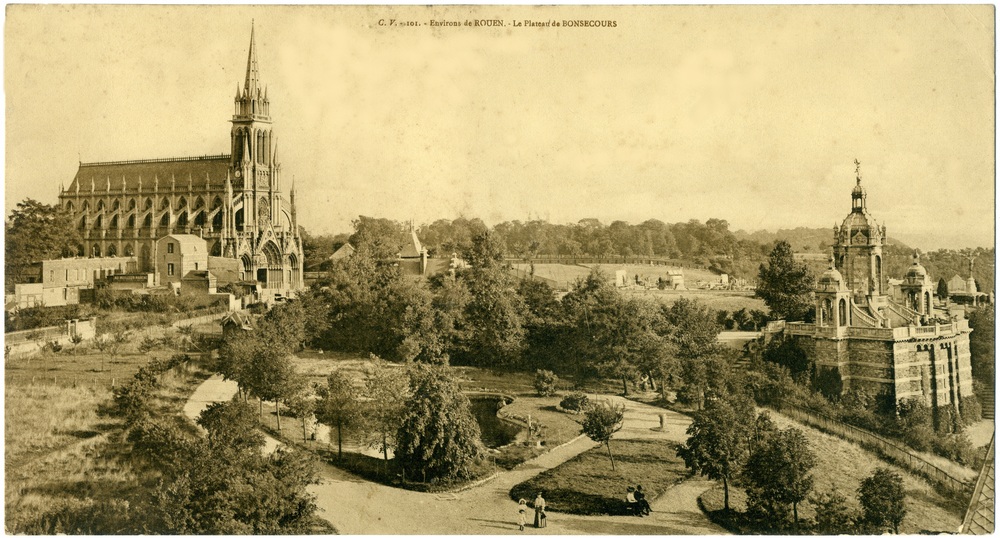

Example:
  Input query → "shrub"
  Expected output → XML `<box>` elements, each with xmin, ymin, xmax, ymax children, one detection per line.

<box><xmin>811</xmin><ymin>489</ymin><xmax>858</xmax><ymax>535</ymax></box>
<box><xmin>930</xmin><ymin>433</ymin><xmax>977</xmax><ymax>465</ymax></box>
<box><xmin>560</xmin><ymin>392</ymin><xmax>590</xmax><ymax>414</ymax></box>
<box><xmin>138</xmin><ymin>336</ymin><xmax>160</xmax><ymax>353</ymax></box>
<box><xmin>812</xmin><ymin>367</ymin><xmax>843</xmax><ymax>401</ymax></box>
<box><xmin>960</xmin><ymin>396</ymin><xmax>982</xmax><ymax>426</ymax></box>
<box><xmin>46</xmin><ymin>341</ymin><xmax>63</xmax><ymax>353</ymax></box>
<box><xmin>533</xmin><ymin>369</ymin><xmax>559</xmax><ymax>397</ymax></box>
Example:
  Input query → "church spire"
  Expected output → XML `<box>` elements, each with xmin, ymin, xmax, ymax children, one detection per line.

<box><xmin>244</xmin><ymin>20</ymin><xmax>260</xmax><ymax>95</ymax></box>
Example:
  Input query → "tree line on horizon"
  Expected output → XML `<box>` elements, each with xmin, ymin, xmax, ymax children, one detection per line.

<box><xmin>4</xmin><ymin>197</ymin><xmax>994</xmax><ymax>292</ymax></box>
<box><xmin>301</xmin><ymin>215</ymin><xmax>995</xmax><ymax>291</ymax></box>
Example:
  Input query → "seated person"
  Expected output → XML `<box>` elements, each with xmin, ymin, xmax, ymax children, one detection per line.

<box><xmin>625</xmin><ymin>486</ymin><xmax>638</xmax><ymax>515</ymax></box>
<box><xmin>634</xmin><ymin>485</ymin><xmax>651</xmax><ymax>515</ymax></box>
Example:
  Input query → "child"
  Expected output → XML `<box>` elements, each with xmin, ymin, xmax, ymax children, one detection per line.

<box><xmin>518</xmin><ymin>499</ymin><xmax>528</xmax><ymax>531</ymax></box>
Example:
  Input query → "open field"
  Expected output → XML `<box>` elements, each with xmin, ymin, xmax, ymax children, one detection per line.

<box><xmin>513</xmin><ymin>263</ymin><xmax>725</xmax><ymax>291</ymax></box>
<box><xmin>698</xmin><ymin>410</ymin><xmax>965</xmax><ymax>534</ymax></box>
<box><xmin>582</xmin><ymin>263</ymin><xmax>722</xmax><ymax>284</ymax></box>
<box><xmin>622</xmin><ymin>289</ymin><xmax>767</xmax><ymax>312</ymax></box>
<box><xmin>4</xmin><ymin>318</ymin><xmax>221</xmax><ymax>533</ymax></box>
<box><xmin>510</xmin><ymin>439</ymin><xmax>688</xmax><ymax>515</ymax></box>
<box><xmin>511</xmin><ymin>263</ymin><xmax>767</xmax><ymax>312</ymax></box>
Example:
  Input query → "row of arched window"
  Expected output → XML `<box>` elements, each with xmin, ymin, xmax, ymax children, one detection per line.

<box><xmin>79</xmin><ymin>209</ymin><xmax>225</xmax><ymax>231</ymax></box>
<box><xmin>232</xmin><ymin>128</ymin><xmax>273</xmax><ymax>166</ymax></box>
<box><xmin>66</xmin><ymin>195</ymin><xmax>223</xmax><ymax>215</ymax></box>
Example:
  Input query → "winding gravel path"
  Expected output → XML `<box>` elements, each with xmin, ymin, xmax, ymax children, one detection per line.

<box><xmin>183</xmin><ymin>374</ymin><xmax>728</xmax><ymax>534</ymax></box>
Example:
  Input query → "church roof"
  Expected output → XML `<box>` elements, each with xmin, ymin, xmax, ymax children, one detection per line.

<box><xmin>66</xmin><ymin>155</ymin><xmax>231</xmax><ymax>195</ymax></box>
<box><xmin>329</xmin><ymin>243</ymin><xmax>355</xmax><ymax>261</ymax></box>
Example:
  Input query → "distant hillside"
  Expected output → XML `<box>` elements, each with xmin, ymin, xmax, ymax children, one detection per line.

<box><xmin>734</xmin><ymin>227</ymin><xmax>911</xmax><ymax>252</ymax></box>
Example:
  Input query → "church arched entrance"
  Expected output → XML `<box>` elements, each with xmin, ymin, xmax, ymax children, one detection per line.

<box><xmin>257</xmin><ymin>241</ymin><xmax>283</xmax><ymax>289</ymax></box>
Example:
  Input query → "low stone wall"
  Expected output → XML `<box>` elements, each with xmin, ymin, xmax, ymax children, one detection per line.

<box><xmin>5</xmin><ymin>319</ymin><xmax>96</xmax><ymax>358</ymax></box>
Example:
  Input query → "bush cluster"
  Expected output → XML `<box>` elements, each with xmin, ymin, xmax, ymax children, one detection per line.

<box><xmin>5</xmin><ymin>304</ymin><xmax>94</xmax><ymax>333</ymax></box>
<box><xmin>743</xmin><ymin>354</ymin><xmax>979</xmax><ymax>466</ymax></box>
<box><xmin>559</xmin><ymin>392</ymin><xmax>590</xmax><ymax>413</ymax></box>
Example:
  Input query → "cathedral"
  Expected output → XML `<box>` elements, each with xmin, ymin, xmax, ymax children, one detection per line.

<box><xmin>776</xmin><ymin>162</ymin><xmax>973</xmax><ymax>418</ymax></box>
<box><xmin>58</xmin><ymin>26</ymin><xmax>303</xmax><ymax>296</ymax></box>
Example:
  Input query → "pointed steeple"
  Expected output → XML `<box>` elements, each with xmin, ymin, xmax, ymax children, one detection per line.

<box><xmin>244</xmin><ymin>21</ymin><xmax>260</xmax><ymax>95</ymax></box>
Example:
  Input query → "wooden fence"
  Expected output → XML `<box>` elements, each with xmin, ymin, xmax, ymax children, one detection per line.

<box><xmin>779</xmin><ymin>404</ymin><xmax>973</xmax><ymax>496</ymax></box>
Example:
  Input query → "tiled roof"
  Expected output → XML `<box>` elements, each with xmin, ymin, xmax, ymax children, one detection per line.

<box><xmin>66</xmin><ymin>155</ymin><xmax>231</xmax><ymax>194</ymax></box>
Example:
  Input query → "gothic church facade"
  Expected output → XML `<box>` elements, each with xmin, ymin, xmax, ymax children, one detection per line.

<box><xmin>58</xmin><ymin>27</ymin><xmax>303</xmax><ymax>295</ymax></box>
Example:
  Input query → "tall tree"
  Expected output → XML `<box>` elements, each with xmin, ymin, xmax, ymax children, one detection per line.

<box><xmin>743</xmin><ymin>426</ymin><xmax>816</xmax><ymax>531</ymax></box>
<box><xmin>936</xmin><ymin>277</ymin><xmax>950</xmax><ymax>301</ymax></box>
<box><xmin>5</xmin><ymin>198</ymin><xmax>81</xmax><ymax>287</ymax></box>
<box><xmin>395</xmin><ymin>366</ymin><xmax>484</xmax><ymax>482</ymax></box>
<box><xmin>316</xmin><ymin>370</ymin><xmax>360</xmax><ymax>459</ymax></box>
<box><xmin>968</xmin><ymin>305</ymin><xmax>995</xmax><ymax>384</ymax></box>
<box><xmin>457</xmin><ymin>230</ymin><xmax>526</xmax><ymax>366</ymax></box>
<box><xmin>658</xmin><ymin>297</ymin><xmax>723</xmax><ymax>408</ymax></box>
<box><xmin>581</xmin><ymin>401</ymin><xmax>626</xmax><ymax>470</ymax></box>
<box><xmin>677</xmin><ymin>397</ymin><xmax>756</xmax><ymax>511</ymax></box>
<box><xmin>362</xmin><ymin>359</ymin><xmax>409</xmax><ymax>467</ymax></box>
<box><xmin>755</xmin><ymin>240</ymin><xmax>814</xmax><ymax>322</ymax></box>
<box><xmin>857</xmin><ymin>468</ymin><xmax>906</xmax><ymax>534</ymax></box>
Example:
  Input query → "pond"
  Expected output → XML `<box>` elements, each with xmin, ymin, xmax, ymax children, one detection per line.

<box><xmin>469</xmin><ymin>396</ymin><xmax>523</xmax><ymax>448</ymax></box>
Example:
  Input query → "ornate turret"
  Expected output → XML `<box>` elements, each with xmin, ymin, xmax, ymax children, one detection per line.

<box><xmin>816</xmin><ymin>252</ymin><xmax>852</xmax><ymax>328</ymax></box>
<box><xmin>833</xmin><ymin>160</ymin><xmax>886</xmax><ymax>303</ymax></box>
<box><xmin>901</xmin><ymin>250</ymin><xmax>934</xmax><ymax>315</ymax></box>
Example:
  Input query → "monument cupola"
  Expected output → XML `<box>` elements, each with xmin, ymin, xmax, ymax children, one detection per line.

<box><xmin>901</xmin><ymin>250</ymin><xmax>935</xmax><ymax>315</ymax></box>
<box><xmin>833</xmin><ymin>160</ymin><xmax>886</xmax><ymax>302</ymax></box>
<box><xmin>816</xmin><ymin>253</ymin><xmax>852</xmax><ymax>328</ymax></box>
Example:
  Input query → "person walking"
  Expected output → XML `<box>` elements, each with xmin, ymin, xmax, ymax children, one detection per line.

<box><xmin>533</xmin><ymin>492</ymin><xmax>547</xmax><ymax>528</ymax></box>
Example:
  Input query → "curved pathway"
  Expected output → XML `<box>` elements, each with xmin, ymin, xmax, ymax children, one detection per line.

<box><xmin>183</xmin><ymin>375</ymin><xmax>727</xmax><ymax>534</ymax></box>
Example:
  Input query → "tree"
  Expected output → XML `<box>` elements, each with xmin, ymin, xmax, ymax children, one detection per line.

<box><xmin>457</xmin><ymin>230</ymin><xmax>526</xmax><ymax>366</ymax></box>
<box><xmin>581</xmin><ymin>401</ymin><xmax>625</xmax><ymax>470</ymax></box>
<box><xmin>245</xmin><ymin>352</ymin><xmax>299</xmax><ymax>431</ymax></box>
<box><xmin>857</xmin><ymin>468</ymin><xmax>906</xmax><ymax>534</ymax></box>
<box><xmin>285</xmin><ymin>384</ymin><xmax>317</xmax><ymax>442</ymax></box>
<box><xmin>5</xmin><ymin>198</ymin><xmax>81</xmax><ymax>287</ymax></box>
<box><xmin>755</xmin><ymin>240</ymin><xmax>814</xmax><ymax>322</ymax></box>
<box><xmin>533</xmin><ymin>369</ymin><xmax>558</xmax><ymax>396</ymax></box>
<box><xmin>316</xmin><ymin>370</ymin><xmax>360</xmax><ymax>459</ymax></box>
<box><xmin>676</xmin><ymin>397</ymin><xmax>755</xmax><ymax>511</ymax></box>
<box><xmin>395</xmin><ymin>366</ymin><xmax>484</xmax><ymax>482</ymax></box>
<box><xmin>937</xmin><ymin>277</ymin><xmax>950</xmax><ymax>301</ymax></box>
<box><xmin>659</xmin><ymin>298</ymin><xmax>723</xmax><ymax>408</ymax></box>
<box><xmin>69</xmin><ymin>333</ymin><xmax>84</xmax><ymax>355</ymax></box>
<box><xmin>138</xmin><ymin>406</ymin><xmax>320</xmax><ymax>534</ymax></box>
<box><xmin>743</xmin><ymin>426</ymin><xmax>816</xmax><ymax>531</ymax></box>
<box><xmin>968</xmin><ymin>305</ymin><xmax>995</xmax><ymax>385</ymax></box>
<box><xmin>362</xmin><ymin>358</ymin><xmax>409</xmax><ymax>467</ymax></box>
<box><xmin>197</xmin><ymin>399</ymin><xmax>265</xmax><ymax>456</ymax></box>
<box><xmin>762</xmin><ymin>337</ymin><xmax>811</xmax><ymax>383</ymax></box>
<box><xmin>94</xmin><ymin>329</ymin><xmax>130</xmax><ymax>372</ymax></box>
<box><xmin>811</xmin><ymin>489</ymin><xmax>857</xmax><ymax>534</ymax></box>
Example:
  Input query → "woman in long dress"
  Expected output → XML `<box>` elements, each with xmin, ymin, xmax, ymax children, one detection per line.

<box><xmin>534</xmin><ymin>492</ymin><xmax>546</xmax><ymax>528</ymax></box>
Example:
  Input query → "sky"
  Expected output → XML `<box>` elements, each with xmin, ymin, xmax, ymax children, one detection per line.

<box><xmin>5</xmin><ymin>5</ymin><xmax>995</xmax><ymax>251</ymax></box>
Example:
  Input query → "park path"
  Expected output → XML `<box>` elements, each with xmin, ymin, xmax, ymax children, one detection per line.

<box><xmin>183</xmin><ymin>374</ymin><xmax>728</xmax><ymax>535</ymax></box>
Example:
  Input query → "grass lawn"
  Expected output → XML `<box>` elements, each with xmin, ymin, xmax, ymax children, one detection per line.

<box><xmin>621</xmin><ymin>288</ymin><xmax>768</xmax><ymax>312</ymax></box>
<box><xmin>510</xmin><ymin>439</ymin><xmax>688</xmax><ymax>515</ymax></box>
<box><xmin>697</xmin><ymin>410</ymin><xmax>965</xmax><ymax>534</ymax></box>
<box><xmin>4</xmin><ymin>352</ymin><xmax>213</xmax><ymax>533</ymax></box>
